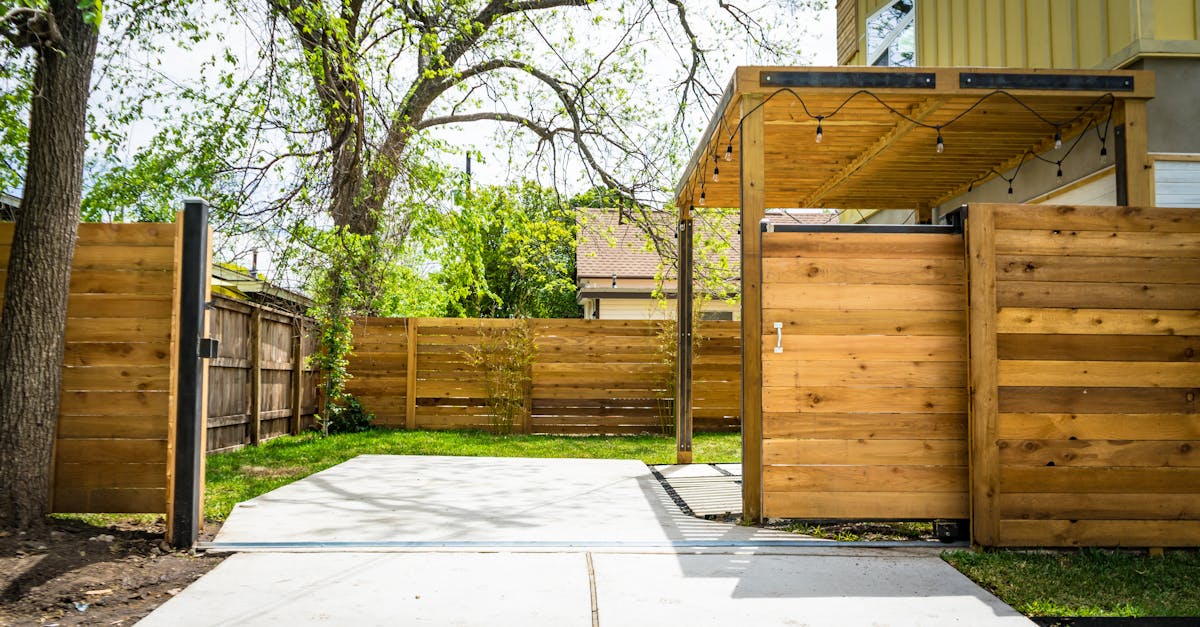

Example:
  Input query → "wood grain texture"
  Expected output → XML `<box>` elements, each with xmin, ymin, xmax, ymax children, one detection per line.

<box><xmin>345</xmin><ymin>317</ymin><xmax>741</xmax><ymax>434</ymax></box>
<box><xmin>972</xmin><ymin>203</ymin><xmax>1200</xmax><ymax>548</ymax></box>
<box><xmin>760</xmin><ymin>228</ymin><xmax>967</xmax><ymax>521</ymax></box>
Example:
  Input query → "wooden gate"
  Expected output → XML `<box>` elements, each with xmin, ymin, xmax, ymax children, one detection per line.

<box><xmin>760</xmin><ymin>224</ymin><xmax>969</xmax><ymax>520</ymax></box>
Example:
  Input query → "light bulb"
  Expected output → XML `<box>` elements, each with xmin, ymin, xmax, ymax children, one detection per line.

<box><xmin>1056</xmin><ymin>162</ymin><xmax>1063</xmax><ymax>184</ymax></box>
<box><xmin>713</xmin><ymin>165</ymin><xmax>720</xmax><ymax>183</ymax></box>
<box><xmin>936</xmin><ymin>130</ymin><xmax>944</xmax><ymax>154</ymax></box>
<box><xmin>1100</xmin><ymin>145</ymin><xmax>1108</xmax><ymax>163</ymax></box>
<box><xmin>698</xmin><ymin>191</ymin><xmax>706</xmax><ymax>206</ymax></box>
<box><xmin>1054</xmin><ymin>129</ymin><xmax>1062</xmax><ymax>150</ymax></box>
<box><xmin>1007</xmin><ymin>183</ymin><xmax>1014</xmax><ymax>195</ymax></box>
<box><xmin>724</xmin><ymin>144</ymin><xmax>733</xmax><ymax>161</ymax></box>
<box><xmin>815</xmin><ymin>123</ymin><xmax>823</xmax><ymax>144</ymax></box>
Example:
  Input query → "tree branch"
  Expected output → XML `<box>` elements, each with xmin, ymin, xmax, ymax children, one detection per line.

<box><xmin>1</xmin><ymin>6</ymin><xmax>62</xmax><ymax>48</ymax></box>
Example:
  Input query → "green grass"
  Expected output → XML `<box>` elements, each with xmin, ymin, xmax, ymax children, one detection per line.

<box><xmin>205</xmin><ymin>430</ymin><xmax>741</xmax><ymax>521</ymax></box>
<box><xmin>943</xmin><ymin>548</ymin><xmax>1200</xmax><ymax>617</ymax></box>
<box><xmin>782</xmin><ymin>521</ymin><xmax>933</xmax><ymax>542</ymax></box>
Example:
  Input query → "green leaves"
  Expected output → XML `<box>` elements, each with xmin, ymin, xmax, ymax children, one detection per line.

<box><xmin>424</xmin><ymin>180</ymin><xmax>582</xmax><ymax>319</ymax></box>
<box><xmin>76</xmin><ymin>0</ymin><xmax>102</xmax><ymax>28</ymax></box>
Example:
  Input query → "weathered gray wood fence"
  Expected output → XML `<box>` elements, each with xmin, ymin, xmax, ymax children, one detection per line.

<box><xmin>206</xmin><ymin>295</ymin><xmax>320</xmax><ymax>452</ymax></box>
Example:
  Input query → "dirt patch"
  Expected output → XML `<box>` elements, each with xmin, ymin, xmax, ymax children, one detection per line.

<box><xmin>240</xmin><ymin>464</ymin><xmax>305</xmax><ymax>479</ymax></box>
<box><xmin>0</xmin><ymin>518</ymin><xmax>224</xmax><ymax>626</ymax></box>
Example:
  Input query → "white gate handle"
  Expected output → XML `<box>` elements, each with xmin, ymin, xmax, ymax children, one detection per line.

<box><xmin>773</xmin><ymin>322</ymin><xmax>783</xmax><ymax>353</ymax></box>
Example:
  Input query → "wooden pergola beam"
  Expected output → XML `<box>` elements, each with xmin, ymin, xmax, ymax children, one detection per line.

<box><xmin>740</xmin><ymin>93</ymin><xmax>765</xmax><ymax>523</ymax></box>
<box><xmin>804</xmin><ymin>97</ymin><xmax>948</xmax><ymax>207</ymax></box>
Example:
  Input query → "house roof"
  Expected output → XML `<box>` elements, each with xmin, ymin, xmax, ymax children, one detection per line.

<box><xmin>576</xmin><ymin>207</ymin><xmax>835</xmax><ymax>280</ymax></box>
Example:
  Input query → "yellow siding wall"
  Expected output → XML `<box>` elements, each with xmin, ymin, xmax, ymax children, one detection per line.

<box><xmin>845</xmin><ymin>0</ymin><xmax>1200</xmax><ymax>69</ymax></box>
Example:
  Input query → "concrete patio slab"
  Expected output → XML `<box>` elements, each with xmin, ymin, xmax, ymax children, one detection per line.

<box><xmin>137</xmin><ymin>552</ymin><xmax>592</xmax><ymax>627</ymax></box>
<box><xmin>211</xmin><ymin>455</ymin><xmax>800</xmax><ymax>548</ymax></box>
<box><xmin>146</xmin><ymin>456</ymin><xmax>1032</xmax><ymax>626</ymax></box>
<box><xmin>593</xmin><ymin>553</ymin><xmax>1032</xmax><ymax>627</ymax></box>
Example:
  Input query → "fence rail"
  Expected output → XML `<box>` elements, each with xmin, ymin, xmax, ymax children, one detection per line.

<box><xmin>346</xmin><ymin>317</ymin><xmax>741</xmax><ymax>435</ymax></box>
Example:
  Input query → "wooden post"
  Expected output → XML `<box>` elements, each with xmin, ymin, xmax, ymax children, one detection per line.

<box><xmin>405</xmin><ymin>318</ymin><xmax>418</xmax><ymax>430</ymax></box>
<box><xmin>1117</xmin><ymin>99</ymin><xmax>1154</xmax><ymax>207</ymax></box>
<box><xmin>249</xmin><ymin>307</ymin><xmax>262</xmax><ymax>446</ymax></box>
<box><xmin>916</xmin><ymin>202</ymin><xmax>933</xmax><ymax>224</ymax></box>
<box><xmin>676</xmin><ymin>213</ymin><xmax>694</xmax><ymax>464</ymax></box>
<box><xmin>966</xmin><ymin>204</ymin><xmax>999</xmax><ymax>547</ymax></box>
<box><xmin>740</xmin><ymin>93</ymin><xmax>766</xmax><ymax>523</ymax></box>
<box><xmin>522</xmin><ymin>319</ymin><xmax>534</xmax><ymax>435</ymax></box>
<box><xmin>290</xmin><ymin>319</ymin><xmax>303</xmax><ymax>435</ymax></box>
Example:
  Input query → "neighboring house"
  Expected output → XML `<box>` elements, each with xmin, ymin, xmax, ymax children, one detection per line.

<box><xmin>575</xmin><ymin>207</ymin><xmax>836</xmax><ymax>320</ymax></box>
<box><xmin>0</xmin><ymin>191</ymin><xmax>19</xmax><ymax>221</ymax></box>
<box><xmin>212</xmin><ymin>263</ymin><xmax>314</xmax><ymax>314</ymax></box>
<box><xmin>837</xmin><ymin>0</ymin><xmax>1200</xmax><ymax>222</ymax></box>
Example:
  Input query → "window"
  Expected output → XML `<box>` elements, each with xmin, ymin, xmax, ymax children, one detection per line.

<box><xmin>867</xmin><ymin>0</ymin><xmax>916</xmax><ymax>67</ymax></box>
<box><xmin>699</xmin><ymin>311</ymin><xmax>734</xmax><ymax>321</ymax></box>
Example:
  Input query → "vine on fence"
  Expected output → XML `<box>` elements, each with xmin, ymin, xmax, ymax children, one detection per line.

<box><xmin>465</xmin><ymin>321</ymin><xmax>534</xmax><ymax>435</ymax></box>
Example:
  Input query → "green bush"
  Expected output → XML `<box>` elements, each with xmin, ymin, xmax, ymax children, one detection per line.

<box><xmin>321</xmin><ymin>395</ymin><xmax>374</xmax><ymax>434</ymax></box>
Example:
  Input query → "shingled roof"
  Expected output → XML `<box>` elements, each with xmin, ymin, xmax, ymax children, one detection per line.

<box><xmin>575</xmin><ymin>208</ymin><xmax>836</xmax><ymax>280</ymax></box>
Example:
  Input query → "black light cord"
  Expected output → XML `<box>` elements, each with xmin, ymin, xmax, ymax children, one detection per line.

<box><xmin>689</xmin><ymin>86</ymin><xmax>1116</xmax><ymax>208</ymax></box>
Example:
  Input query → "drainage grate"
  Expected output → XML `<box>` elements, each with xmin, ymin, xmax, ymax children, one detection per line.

<box><xmin>649</xmin><ymin>467</ymin><xmax>696</xmax><ymax>517</ymax></box>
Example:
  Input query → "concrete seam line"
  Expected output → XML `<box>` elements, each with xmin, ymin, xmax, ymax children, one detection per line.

<box><xmin>586</xmin><ymin>552</ymin><xmax>600</xmax><ymax>627</ymax></box>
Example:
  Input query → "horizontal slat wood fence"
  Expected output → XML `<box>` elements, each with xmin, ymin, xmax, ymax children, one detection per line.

<box><xmin>346</xmin><ymin>318</ymin><xmax>741</xmax><ymax>435</ymax></box>
<box><xmin>206</xmin><ymin>296</ymin><xmax>320</xmax><ymax>452</ymax></box>
<box><xmin>968</xmin><ymin>204</ymin><xmax>1200</xmax><ymax>548</ymax></box>
<box><xmin>1</xmin><ymin>221</ymin><xmax>183</xmax><ymax>514</ymax></box>
<box><xmin>760</xmin><ymin>229</ymin><xmax>970</xmax><ymax>521</ymax></box>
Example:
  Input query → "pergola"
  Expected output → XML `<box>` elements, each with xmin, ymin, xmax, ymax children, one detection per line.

<box><xmin>669</xmin><ymin>66</ymin><xmax>1155</xmax><ymax>520</ymax></box>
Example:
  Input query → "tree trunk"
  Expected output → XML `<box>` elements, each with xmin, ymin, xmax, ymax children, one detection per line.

<box><xmin>0</xmin><ymin>1</ymin><xmax>99</xmax><ymax>529</ymax></box>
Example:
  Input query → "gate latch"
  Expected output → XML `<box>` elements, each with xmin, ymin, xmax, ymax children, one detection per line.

<box><xmin>773</xmin><ymin>322</ymin><xmax>783</xmax><ymax>353</ymax></box>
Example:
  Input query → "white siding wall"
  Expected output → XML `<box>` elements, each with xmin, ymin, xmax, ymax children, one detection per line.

<box><xmin>594</xmin><ymin>298</ymin><xmax>740</xmax><ymax>320</ymax></box>
<box><xmin>1155</xmin><ymin>159</ymin><xmax>1200</xmax><ymax>208</ymax></box>
<box><xmin>1036</xmin><ymin>171</ymin><xmax>1116</xmax><ymax>206</ymax></box>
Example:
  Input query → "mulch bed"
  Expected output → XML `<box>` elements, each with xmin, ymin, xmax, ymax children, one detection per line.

<box><xmin>0</xmin><ymin>518</ymin><xmax>224</xmax><ymax>626</ymax></box>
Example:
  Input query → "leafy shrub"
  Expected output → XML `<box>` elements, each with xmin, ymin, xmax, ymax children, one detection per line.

<box><xmin>320</xmin><ymin>394</ymin><xmax>374</xmax><ymax>434</ymax></box>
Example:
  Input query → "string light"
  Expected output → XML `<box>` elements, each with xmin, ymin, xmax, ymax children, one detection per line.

<box><xmin>691</xmin><ymin>87</ymin><xmax>1117</xmax><ymax>210</ymax></box>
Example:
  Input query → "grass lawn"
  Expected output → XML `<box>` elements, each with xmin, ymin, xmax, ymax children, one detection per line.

<box><xmin>205</xmin><ymin>429</ymin><xmax>741</xmax><ymax>521</ymax></box>
<box><xmin>943</xmin><ymin>548</ymin><xmax>1200</xmax><ymax>617</ymax></box>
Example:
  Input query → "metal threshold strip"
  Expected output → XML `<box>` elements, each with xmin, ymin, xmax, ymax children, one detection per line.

<box><xmin>199</xmin><ymin>539</ymin><xmax>966</xmax><ymax>551</ymax></box>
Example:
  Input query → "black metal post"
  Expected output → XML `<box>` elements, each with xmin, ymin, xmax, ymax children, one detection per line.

<box><xmin>1114</xmin><ymin>124</ymin><xmax>1128</xmax><ymax>206</ymax></box>
<box><xmin>675</xmin><ymin>218</ymin><xmax>694</xmax><ymax>462</ymax></box>
<box><xmin>172</xmin><ymin>199</ymin><xmax>210</xmax><ymax>549</ymax></box>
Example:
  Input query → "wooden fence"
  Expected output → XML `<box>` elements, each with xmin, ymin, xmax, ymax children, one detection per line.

<box><xmin>967</xmin><ymin>204</ymin><xmax>1200</xmax><ymax>548</ymax></box>
<box><xmin>1</xmin><ymin>221</ymin><xmax>183</xmax><ymax>514</ymax></box>
<box><xmin>346</xmin><ymin>318</ymin><xmax>741</xmax><ymax>435</ymax></box>
<box><xmin>205</xmin><ymin>296</ymin><xmax>320</xmax><ymax>452</ymax></box>
<box><xmin>760</xmin><ymin>228</ymin><xmax>969</xmax><ymax>520</ymax></box>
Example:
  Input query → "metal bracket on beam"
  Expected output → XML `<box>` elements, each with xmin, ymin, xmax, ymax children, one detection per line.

<box><xmin>761</xmin><ymin>71</ymin><xmax>936</xmax><ymax>89</ymax></box>
<box><xmin>960</xmin><ymin>72</ymin><xmax>1134</xmax><ymax>92</ymax></box>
